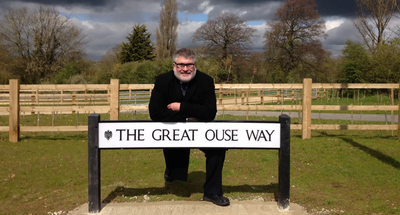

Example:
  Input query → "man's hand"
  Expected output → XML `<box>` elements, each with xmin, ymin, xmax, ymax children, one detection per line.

<box><xmin>167</xmin><ymin>102</ymin><xmax>180</xmax><ymax>112</ymax></box>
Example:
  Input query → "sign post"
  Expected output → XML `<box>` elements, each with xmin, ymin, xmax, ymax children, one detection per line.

<box><xmin>278</xmin><ymin>114</ymin><xmax>290</xmax><ymax>210</ymax></box>
<box><xmin>88</xmin><ymin>114</ymin><xmax>100</xmax><ymax>213</ymax></box>
<box><xmin>88</xmin><ymin>114</ymin><xmax>290</xmax><ymax>213</ymax></box>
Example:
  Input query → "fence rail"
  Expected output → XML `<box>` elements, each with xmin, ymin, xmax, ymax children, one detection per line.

<box><xmin>1</xmin><ymin>79</ymin><xmax>399</xmax><ymax>142</ymax></box>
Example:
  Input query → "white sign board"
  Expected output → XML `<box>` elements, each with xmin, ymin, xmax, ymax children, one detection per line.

<box><xmin>98</xmin><ymin>121</ymin><xmax>281</xmax><ymax>149</ymax></box>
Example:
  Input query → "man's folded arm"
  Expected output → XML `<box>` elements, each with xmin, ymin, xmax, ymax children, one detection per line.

<box><xmin>180</xmin><ymin>80</ymin><xmax>217</xmax><ymax>121</ymax></box>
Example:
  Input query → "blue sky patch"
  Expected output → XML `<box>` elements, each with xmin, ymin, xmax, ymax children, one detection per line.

<box><xmin>178</xmin><ymin>12</ymin><xmax>207</xmax><ymax>22</ymax></box>
<box><xmin>247</xmin><ymin>21</ymin><xmax>265</xmax><ymax>26</ymax></box>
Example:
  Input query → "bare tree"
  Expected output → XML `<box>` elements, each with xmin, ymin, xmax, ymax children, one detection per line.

<box><xmin>192</xmin><ymin>12</ymin><xmax>256</xmax><ymax>60</ymax></box>
<box><xmin>0</xmin><ymin>39</ymin><xmax>15</xmax><ymax>84</ymax></box>
<box><xmin>99</xmin><ymin>44</ymin><xmax>121</xmax><ymax>78</ymax></box>
<box><xmin>354</xmin><ymin>0</ymin><xmax>398</xmax><ymax>54</ymax></box>
<box><xmin>156</xmin><ymin>0</ymin><xmax>178</xmax><ymax>60</ymax></box>
<box><xmin>264</xmin><ymin>0</ymin><xmax>327</xmax><ymax>82</ymax></box>
<box><xmin>0</xmin><ymin>6</ymin><xmax>87</xmax><ymax>83</ymax></box>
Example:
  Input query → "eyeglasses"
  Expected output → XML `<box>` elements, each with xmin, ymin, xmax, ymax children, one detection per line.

<box><xmin>174</xmin><ymin>62</ymin><xmax>195</xmax><ymax>70</ymax></box>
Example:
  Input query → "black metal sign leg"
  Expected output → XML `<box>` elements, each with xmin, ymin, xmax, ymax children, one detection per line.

<box><xmin>88</xmin><ymin>113</ymin><xmax>101</xmax><ymax>213</ymax></box>
<box><xmin>278</xmin><ymin>114</ymin><xmax>290</xmax><ymax>210</ymax></box>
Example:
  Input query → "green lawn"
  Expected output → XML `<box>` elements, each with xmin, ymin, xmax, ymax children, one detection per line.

<box><xmin>0</xmin><ymin>114</ymin><xmax>399</xmax><ymax>215</ymax></box>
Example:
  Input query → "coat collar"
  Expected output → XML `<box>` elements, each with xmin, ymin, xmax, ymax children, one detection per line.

<box><xmin>171</xmin><ymin>70</ymin><xmax>199</xmax><ymax>100</ymax></box>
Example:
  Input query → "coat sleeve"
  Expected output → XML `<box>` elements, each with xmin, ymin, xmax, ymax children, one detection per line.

<box><xmin>149</xmin><ymin>75</ymin><xmax>186</xmax><ymax>122</ymax></box>
<box><xmin>180</xmin><ymin>76</ymin><xmax>217</xmax><ymax>121</ymax></box>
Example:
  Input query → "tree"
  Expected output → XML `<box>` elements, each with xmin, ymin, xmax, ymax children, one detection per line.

<box><xmin>156</xmin><ymin>0</ymin><xmax>178</xmax><ymax>60</ymax></box>
<box><xmin>367</xmin><ymin>38</ymin><xmax>400</xmax><ymax>83</ymax></box>
<box><xmin>120</xmin><ymin>24</ymin><xmax>155</xmax><ymax>63</ymax></box>
<box><xmin>0</xmin><ymin>39</ymin><xmax>15</xmax><ymax>84</ymax></box>
<box><xmin>0</xmin><ymin>6</ymin><xmax>87</xmax><ymax>84</ymax></box>
<box><xmin>192</xmin><ymin>12</ymin><xmax>256</xmax><ymax>60</ymax></box>
<box><xmin>263</xmin><ymin>0</ymin><xmax>327</xmax><ymax>82</ymax></box>
<box><xmin>340</xmin><ymin>40</ymin><xmax>370</xmax><ymax>83</ymax></box>
<box><xmin>354</xmin><ymin>0</ymin><xmax>398</xmax><ymax>54</ymax></box>
<box><xmin>98</xmin><ymin>44</ymin><xmax>121</xmax><ymax>79</ymax></box>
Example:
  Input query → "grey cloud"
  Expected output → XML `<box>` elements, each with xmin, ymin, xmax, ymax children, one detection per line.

<box><xmin>82</xmin><ymin>20</ymin><xmax>158</xmax><ymax>60</ymax></box>
<box><xmin>325</xmin><ymin>20</ymin><xmax>361</xmax><ymax>45</ymax></box>
<box><xmin>175</xmin><ymin>21</ymin><xmax>203</xmax><ymax>49</ymax></box>
<box><xmin>206</xmin><ymin>3</ymin><xmax>277</xmax><ymax>21</ymax></box>
<box><xmin>1</xmin><ymin>0</ymin><xmax>164</xmax><ymax>13</ymax></box>
<box><xmin>322</xmin><ymin>19</ymin><xmax>362</xmax><ymax>56</ymax></box>
<box><xmin>2</xmin><ymin>0</ymin><xmax>359</xmax><ymax>21</ymax></box>
<box><xmin>210</xmin><ymin>0</ymin><xmax>359</xmax><ymax>18</ymax></box>
<box><xmin>177</xmin><ymin>1</ymin><xmax>204</xmax><ymax>14</ymax></box>
<box><xmin>179</xmin><ymin>0</ymin><xmax>358</xmax><ymax>23</ymax></box>
<box><xmin>84</xmin><ymin>11</ymin><xmax>158</xmax><ymax>23</ymax></box>
<box><xmin>5</xmin><ymin>0</ymin><xmax>120</xmax><ymax>12</ymax></box>
<box><xmin>315</xmin><ymin>0</ymin><xmax>358</xmax><ymax>18</ymax></box>
<box><xmin>13</xmin><ymin>0</ymin><xmax>110</xmax><ymax>6</ymax></box>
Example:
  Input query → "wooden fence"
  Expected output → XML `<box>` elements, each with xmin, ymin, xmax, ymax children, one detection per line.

<box><xmin>1</xmin><ymin>79</ymin><xmax>399</xmax><ymax>142</ymax></box>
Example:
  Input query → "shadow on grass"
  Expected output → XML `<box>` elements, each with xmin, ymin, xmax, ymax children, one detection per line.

<box><xmin>315</xmin><ymin>131</ymin><xmax>400</xmax><ymax>169</ymax></box>
<box><xmin>20</xmin><ymin>133</ymin><xmax>87</xmax><ymax>140</ymax></box>
<box><xmin>313</xmin><ymin>131</ymin><xmax>395</xmax><ymax>139</ymax></box>
<box><xmin>102</xmin><ymin>171</ymin><xmax>278</xmax><ymax>203</ymax></box>
<box><xmin>340</xmin><ymin>137</ymin><xmax>400</xmax><ymax>170</ymax></box>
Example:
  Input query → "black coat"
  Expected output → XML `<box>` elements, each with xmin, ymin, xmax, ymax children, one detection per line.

<box><xmin>149</xmin><ymin>70</ymin><xmax>217</xmax><ymax>181</ymax></box>
<box><xmin>149</xmin><ymin>70</ymin><xmax>217</xmax><ymax>122</ymax></box>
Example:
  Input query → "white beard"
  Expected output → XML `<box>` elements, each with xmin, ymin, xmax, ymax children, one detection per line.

<box><xmin>174</xmin><ymin>67</ymin><xmax>197</xmax><ymax>83</ymax></box>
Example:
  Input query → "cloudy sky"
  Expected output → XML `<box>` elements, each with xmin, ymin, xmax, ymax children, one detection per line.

<box><xmin>0</xmin><ymin>0</ymin><xmax>375</xmax><ymax>60</ymax></box>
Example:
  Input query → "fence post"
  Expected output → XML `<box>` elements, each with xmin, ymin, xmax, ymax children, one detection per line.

<box><xmin>278</xmin><ymin>114</ymin><xmax>290</xmax><ymax>210</ymax></box>
<box><xmin>31</xmin><ymin>91</ymin><xmax>35</xmax><ymax>115</ymax></box>
<box><xmin>398</xmin><ymin>83</ymin><xmax>400</xmax><ymax>140</ymax></box>
<box><xmin>234</xmin><ymin>89</ymin><xmax>238</xmax><ymax>105</ymax></box>
<box><xmin>88</xmin><ymin>113</ymin><xmax>101</xmax><ymax>213</ymax></box>
<box><xmin>72</xmin><ymin>92</ymin><xmax>76</xmax><ymax>114</ymax></box>
<box><xmin>261</xmin><ymin>89</ymin><xmax>264</xmax><ymax>105</ymax></box>
<box><xmin>218</xmin><ymin>88</ymin><xmax>223</xmax><ymax>105</ymax></box>
<box><xmin>302</xmin><ymin>78</ymin><xmax>312</xmax><ymax>139</ymax></box>
<box><xmin>277</xmin><ymin>89</ymin><xmax>281</xmax><ymax>104</ymax></box>
<box><xmin>9</xmin><ymin>79</ymin><xmax>20</xmax><ymax>142</ymax></box>
<box><xmin>110</xmin><ymin>79</ymin><xmax>120</xmax><ymax>120</ymax></box>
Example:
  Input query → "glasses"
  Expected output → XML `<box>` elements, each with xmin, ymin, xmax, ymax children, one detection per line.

<box><xmin>174</xmin><ymin>62</ymin><xmax>195</xmax><ymax>70</ymax></box>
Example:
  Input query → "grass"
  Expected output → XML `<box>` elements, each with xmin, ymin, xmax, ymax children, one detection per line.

<box><xmin>0</xmin><ymin>114</ymin><xmax>399</xmax><ymax>214</ymax></box>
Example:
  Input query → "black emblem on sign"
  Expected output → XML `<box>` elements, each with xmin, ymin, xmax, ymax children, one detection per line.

<box><xmin>104</xmin><ymin>130</ymin><xmax>112</xmax><ymax>140</ymax></box>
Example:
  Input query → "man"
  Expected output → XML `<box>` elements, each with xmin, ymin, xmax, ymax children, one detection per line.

<box><xmin>149</xmin><ymin>48</ymin><xmax>230</xmax><ymax>206</ymax></box>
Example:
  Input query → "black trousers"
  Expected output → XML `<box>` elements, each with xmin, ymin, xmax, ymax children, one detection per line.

<box><xmin>163</xmin><ymin>148</ymin><xmax>226</xmax><ymax>195</ymax></box>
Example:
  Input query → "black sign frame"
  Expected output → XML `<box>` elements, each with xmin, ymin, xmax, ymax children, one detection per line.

<box><xmin>88</xmin><ymin>114</ymin><xmax>290</xmax><ymax>213</ymax></box>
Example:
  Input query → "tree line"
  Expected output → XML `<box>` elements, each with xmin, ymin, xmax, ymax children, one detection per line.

<box><xmin>1</xmin><ymin>0</ymin><xmax>400</xmax><ymax>85</ymax></box>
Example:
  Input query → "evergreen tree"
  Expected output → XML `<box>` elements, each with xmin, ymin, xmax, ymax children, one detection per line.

<box><xmin>120</xmin><ymin>24</ymin><xmax>155</xmax><ymax>63</ymax></box>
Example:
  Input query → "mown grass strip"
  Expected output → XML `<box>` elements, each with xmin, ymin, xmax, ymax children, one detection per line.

<box><xmin>0</xmin><ymin>114</ymin><xmax>399</xmax><ymax>214</ymax></box>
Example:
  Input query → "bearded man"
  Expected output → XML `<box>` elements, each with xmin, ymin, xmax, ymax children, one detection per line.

<box><xmin>148</xmin><ymin>48</ymin><xmax>230</xmax><ymax>206</ymax></box>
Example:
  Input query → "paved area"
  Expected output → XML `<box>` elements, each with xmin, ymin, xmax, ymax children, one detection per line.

<box><xmin>133</xmin><ymin>110</ymin><xmax>396</xmax><ymax>122</ymax></box>
<box><xmin>71</xmin><ymin>201</ymin><xmax>307</xmax><ymax>215</ymax></box>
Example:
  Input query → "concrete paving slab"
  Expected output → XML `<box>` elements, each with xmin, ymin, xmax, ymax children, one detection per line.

<box><xmin>70</xmin><ymin>201</ymin><xmax>307</xmax><ymax>215</ymax></box>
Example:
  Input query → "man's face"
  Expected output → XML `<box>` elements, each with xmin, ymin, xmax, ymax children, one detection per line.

<box><xmin>173</xmin><ymin>56</ymin><xmax>196</xmax><ymax>83</ymax></box>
